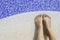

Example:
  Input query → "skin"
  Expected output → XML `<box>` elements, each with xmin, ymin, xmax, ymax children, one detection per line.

<box><xmin>34</xmin><ymin>15</ymin><xmax>44</xmax><ymax>40</ymax></box>
<box><xmin>34</xmin><ymin>14</ymin><xmax>56</xmax><ymax>40</ymax></box>
<box><xmin>43</xmin><ymin>14</ymin><xmax>56</xmax><ymax>40</ymax></box>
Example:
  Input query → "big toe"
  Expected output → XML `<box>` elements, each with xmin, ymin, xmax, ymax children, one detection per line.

<box><xmin>43</xmin><ymin>14</ymin><xmax>51</xmax><ymax>19</ymax></box>
<box><xmin>34</xmin><ymin>15</ymin><xmax>42</xmax><ymax>22</ymax></box>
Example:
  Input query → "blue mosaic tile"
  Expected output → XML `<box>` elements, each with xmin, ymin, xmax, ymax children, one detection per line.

<box><xmin>0</xmin><ymin>0</ymin><xmax>60</xmax><ymax>19</ymax></box>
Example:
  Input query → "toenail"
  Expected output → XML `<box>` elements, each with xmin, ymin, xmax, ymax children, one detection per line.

<box><xmin>45</xmin><ymin>16</ymin><xmax>47</xmax><ymax>17</ymax></box>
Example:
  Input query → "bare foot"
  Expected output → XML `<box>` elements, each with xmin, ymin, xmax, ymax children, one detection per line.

<box><xmin>42</xmin><ymin>14</ymin><xmax>51</xmax><ymax>40</ymax></box>
<box><xmin>43</xmin><ymin>14</ymin><xmax>56</xmax><ymax>40</ymax></box>
<box><xmin>34</xmin><ymin>15</ymin><xmax>43</xmax><ymax>29</ymax></box>
<box><xmin>43</xmin><ymin>14</ymin><xmax>51</xmax><ymax>28</ymax></box>
<box><xmin>34</xmin><ymin>15</ymin><xmax>44</xmax><ymax>40</ymax></box>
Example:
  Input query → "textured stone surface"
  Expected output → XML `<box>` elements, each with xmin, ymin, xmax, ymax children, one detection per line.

<box><xmin>0</xmin><ymin>11</ymin><xmax>60</xmax><ymax>40</ymax></box>
<box><xmin>0</xmin><ymin>0</ymin><xmax>60</xmax><ymax>19</ymax></box>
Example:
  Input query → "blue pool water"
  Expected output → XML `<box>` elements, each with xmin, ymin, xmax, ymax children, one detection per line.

<box><xmin>0</xmin><ymin>0</ymin><xmax>60</xmax><ymax>19</ymax></box>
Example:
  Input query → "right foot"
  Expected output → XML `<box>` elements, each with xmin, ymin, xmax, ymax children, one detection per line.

<box><xmin>43</xmin><ymin>14</ymin><xmax>51</xmax><ymax>36</ymax></box>
<box><xmin>43</xmin><ymin>14</ymin><xmax>56</xmax><ymax>40</ymax></box>
<box><xmin>43</xmin><ymin>14</ymin><xmax>51</xmax><ymax>29</ymax></box>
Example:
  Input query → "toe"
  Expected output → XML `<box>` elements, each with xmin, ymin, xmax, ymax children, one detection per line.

<box><xmin>34</xmin><ymin>14</ymin><xmax>42</xmax><ymax>23</ymax></box>
<box><xmin>43</xmin><ymin>14</ymin><xmax>51</xmax><ymax>19</ymax></box>
<box><xmin>35</xmin><ymin>15</ymin><xmax>42</xmax><ymax>20</ymax></box>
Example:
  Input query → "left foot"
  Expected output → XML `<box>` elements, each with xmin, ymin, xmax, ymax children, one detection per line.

<box><xmin>34</xmin><ymin>15</ymin><xmax>44</xmax><ymax>40</ymax></box>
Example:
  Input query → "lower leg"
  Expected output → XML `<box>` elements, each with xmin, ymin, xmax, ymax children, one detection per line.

<box><xmin>37</xmin><ymin>24</ymin><xmax>44</xmax><ymax>40</ymax></box>
<box><xmin>47</xmin><ymin>28</ymin><xmax>56</xmax><ymax>40</ymax></box>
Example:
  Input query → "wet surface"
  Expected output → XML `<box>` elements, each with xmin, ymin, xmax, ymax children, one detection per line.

<box><xmin>0</xmin><ymin>0</ymin><xmax>60</xmax><ymax>19</ymax></box>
